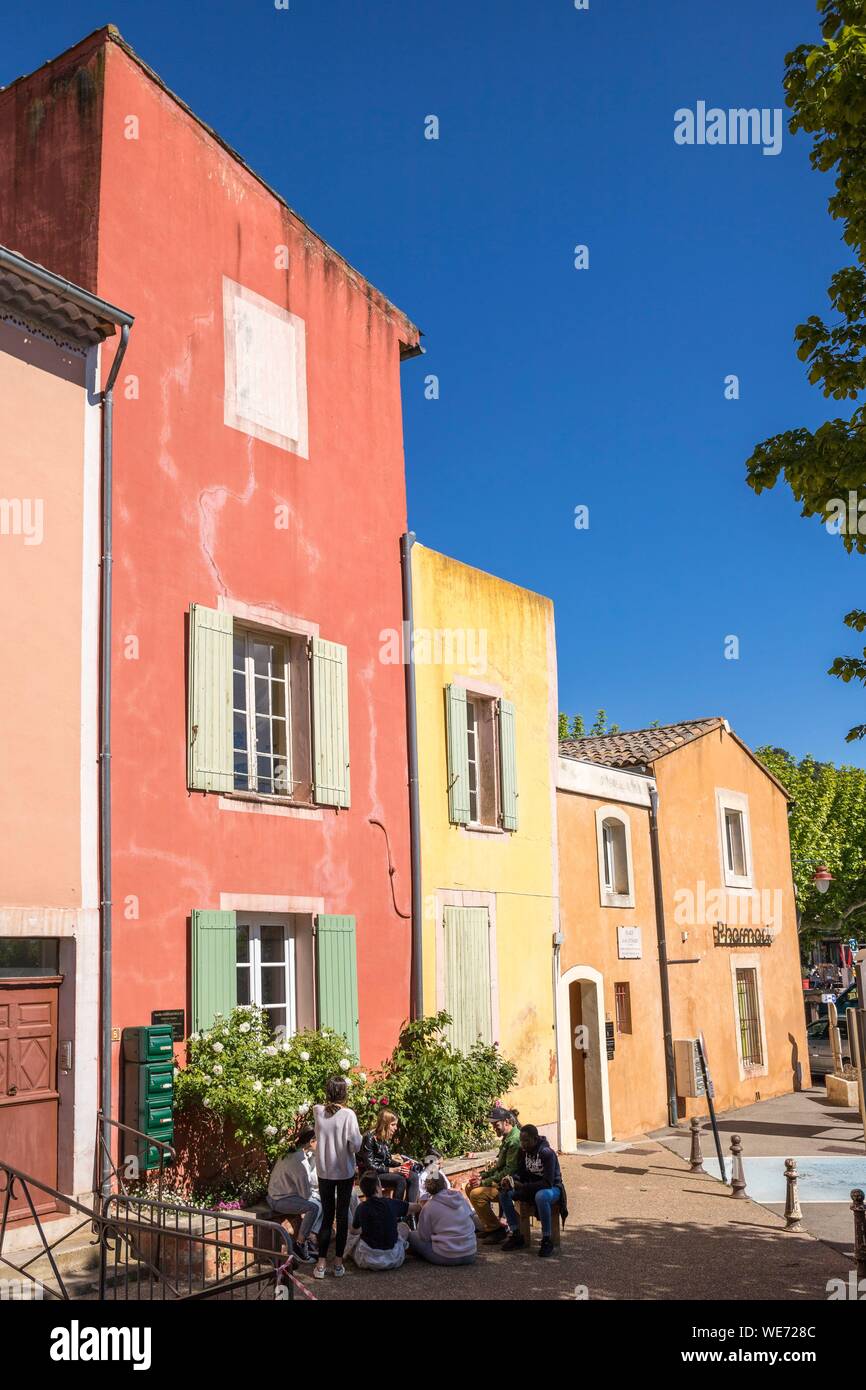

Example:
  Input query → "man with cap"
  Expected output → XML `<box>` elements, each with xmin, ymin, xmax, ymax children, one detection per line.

<box><xmin>464</xmin><ymin>1106</ymin><xmax>520</xmax><ymax>1243</ymax></box>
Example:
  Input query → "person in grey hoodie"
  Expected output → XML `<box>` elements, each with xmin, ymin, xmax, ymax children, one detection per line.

<box><xmin>406</xmin><ymin>1173</ymin><xmax>481</xmax><ymax>1265</ymax></box>
<box><xmin>312</xmin><ymin>1076</ymin><xmax>362</xmax><ymax>1279</ymax></box>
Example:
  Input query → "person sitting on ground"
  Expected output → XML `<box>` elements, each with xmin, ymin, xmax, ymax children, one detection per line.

<box><xmin>266</xmin><ymin>1126</ymin><xmax>322</xmax><ymax>1264</ymax></box>
<box><xmin>406</xmin><ymin>1173</ymin><xmax>481</xmax><ymax>1266</ymax></box>
<box><xmin>358</xmin><ymin>1109</ymin><xmax>421</xmax><ymax>1204</ymax></box>
<box><xmin>418</xmin><ymin>1151</ymin><xmax>451</xmax><ymax>1202</ymax></box>
<box><xmin>499</xmin><ymin>1124</ymin><xmax>568</xmax><ymax>1259</ymax></box>
<box><xmin>464</xmin><ymin>1105</ymin><xmax>520</xmax><ymax>1243</ymax></box>
<box><xmin>350</xmin><ymin>1171</ymin><xmax>419</xmax><ymax>1271</ymax></box>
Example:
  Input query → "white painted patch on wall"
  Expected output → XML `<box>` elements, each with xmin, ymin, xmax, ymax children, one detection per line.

<box><xmin>223</xmin><ymin>277</ymin><xmax>308</xmax><ymax>458</ymax></box>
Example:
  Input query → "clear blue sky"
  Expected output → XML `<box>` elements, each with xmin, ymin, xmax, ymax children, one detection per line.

<box><xmin>5</xmin><ymin>0</ymin><xmax>863</xmax><ymax>766</ymax></box>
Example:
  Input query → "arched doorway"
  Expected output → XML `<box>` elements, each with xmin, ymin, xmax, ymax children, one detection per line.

<box><xmin>556</xmin><ymin>964</ymin><xmax>612</xmax><ymax>1149</ymax></box>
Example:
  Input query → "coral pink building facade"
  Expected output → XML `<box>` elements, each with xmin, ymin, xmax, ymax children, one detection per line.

<box><xmin>0</xmin><ymin>27</ymin><xmax>421</xmax><ymax>1156</ymax></box>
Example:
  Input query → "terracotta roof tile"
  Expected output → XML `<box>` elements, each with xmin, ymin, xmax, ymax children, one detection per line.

<box><xmin>559</xmin><ymin>718</ymin><xmax>725</xmax><ymax>769</ymax></box>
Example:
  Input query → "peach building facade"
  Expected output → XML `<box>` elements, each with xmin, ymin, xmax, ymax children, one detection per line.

<box><xmin>556</xmin><ymin>719</ymin><xmax>810</xmax><ymax>1144</ymax></box>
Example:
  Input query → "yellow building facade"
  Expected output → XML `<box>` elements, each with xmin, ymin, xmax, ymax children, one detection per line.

<box><xmin>410</xmin><ymin>542</ymin><xmax>560</xmax><ymax>1134</ymax></box>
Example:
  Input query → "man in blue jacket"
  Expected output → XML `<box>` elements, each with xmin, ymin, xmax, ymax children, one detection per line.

<box><xmin>499</xmin><ymin>1124</ymin><xmax>567</xmax><ymax>1258</ymax></box>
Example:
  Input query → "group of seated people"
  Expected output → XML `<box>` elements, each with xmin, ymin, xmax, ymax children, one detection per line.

<box><xmin>266</xmin><ymin>1080</ymin><xmax>567</xmax><ymax>1279</ymax></box>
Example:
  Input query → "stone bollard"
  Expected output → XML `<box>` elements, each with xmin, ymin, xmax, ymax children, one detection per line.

<box><xmin>852</xmin><ymin>1188</ymin><xmax>866</xmax><ymax>1279</ymax></box>
<box><xmin>729</xmin><ymin>1134</ymin><xmax>747</xmax><ymax>1198</ymax></box>
<box><xmin>689</xmin><ymin>1117</ymin><xmax>704</xmax><ymax>1173</ymax></box>
<box><xmin>784</xmin><ymin>1159</ymin><xmax>803</xmax><ymax>1231</ymax></box>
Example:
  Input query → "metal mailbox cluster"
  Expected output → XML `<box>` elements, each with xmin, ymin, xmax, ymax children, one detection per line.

<box><xmin>121</xmin><ymin>1025</ymin><xmax>175</xmax><ymax>1172</ymax></box>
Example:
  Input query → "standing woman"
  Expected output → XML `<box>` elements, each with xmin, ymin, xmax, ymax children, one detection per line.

<box><xmin>313</xmin><ymin>1076</ymin><xmax>362</xmax><ymax>1279</ymax></box>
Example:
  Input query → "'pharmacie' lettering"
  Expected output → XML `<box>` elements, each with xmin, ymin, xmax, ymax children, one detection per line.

<box><xmin>713</xmin><ymin>923</ymin><xmax>773</xmax><ymax>948</ymax></box>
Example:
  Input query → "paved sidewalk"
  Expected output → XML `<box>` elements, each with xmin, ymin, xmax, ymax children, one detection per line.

<box><xmin>293</xmin><ymin>1140</ymin><xmax>852</xmax><ymax>1301</ymax></box>
<box><xmin>654</xmin><ymin>1087</ymin><xmax>866</xmax><ymax>1265</ymax></box>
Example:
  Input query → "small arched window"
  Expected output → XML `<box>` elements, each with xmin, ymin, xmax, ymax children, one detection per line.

<box><xmin>596</xmin><ymin>807</ymin><xmax>635</xmax><ymax>907</ymax></box>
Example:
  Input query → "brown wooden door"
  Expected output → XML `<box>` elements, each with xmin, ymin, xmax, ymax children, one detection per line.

<box><xmin>0</xmin><ymin>978</ymin><xmax>60</xmax><ymax>1220</ymax></box>
<box><xmin>569</xmin><ymin>980</ymin><xmax>589</xmax><ymax>1140</ymax></box>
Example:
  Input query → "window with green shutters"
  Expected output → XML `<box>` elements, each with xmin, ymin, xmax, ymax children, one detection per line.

<box><xmin>191</xmin><ymin>910</ymin><xmax>238</xmax><ymax>1031</ymax></box>
<box><xmin>311</xmin><ymin>638</ymin><xmax>351</xmax><ymax>808</ymax></box>
<box><xmin>444</xmin><ymin>686</ymin><xmax>517</xmax><ymax>831</ymax></box>
<box><xmin>188</xmin><ymin>605</ymin><xmax>234</xmax><ymax>792</ymax></box>
<box><xmin>187</xmin><ymin>608</ymin><xmax>349</xmax><ymax>808</ymax></box>
<box><xmin>443</xmin><ymin>906</ymin><xmax>493</xmax><ymax>1052</ymax></box>
<box><xmin>315</xmin><ymin>914</ymin><xmax>360</xmax><ymax>1058</ymax></box>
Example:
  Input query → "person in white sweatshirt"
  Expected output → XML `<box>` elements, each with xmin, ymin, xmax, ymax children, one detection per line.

<box><xmin>266</xmin><ymin>1127</ymin><xmax>321</xmax><ymax>1263</ymax></box>
<box><xmin>406</xmin><ymin>1172</ymin><xmax>481</xmax><ymax>1265</ymax></box>
<box><xmin>312</xmin><ymin>1075</ymin><xmax>362</xmax><ymax>1279</ymax></box>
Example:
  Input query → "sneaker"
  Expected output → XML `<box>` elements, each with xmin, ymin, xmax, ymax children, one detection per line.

<box><xmin>333</xmin><ymin>1263</ymin><xmax>346</xmax><ymax>1278</ymax></box>
<box><xmin>294</xmin><ymin>1241</ymin><xmax>315</xmax><ymax>1265</ymax></box>
<box><xmin>501</xmin><ymin>1232</ymin><xmax>525</xmax><ymax>1251</ymax></box>
<box><xmin>312</xmin><ymin>1263</ymin><xmax>326</xmax><ymax>1280</ymax></box>
<box><xmin>484</xmin><ymin>1227</ymin><xmax>508</xmax><ymax>1244</ymax></box>
<box><xmin>538</xmin><ymin>1236</ymin><xmax>554</xmax><ymax>1258</ymax></box>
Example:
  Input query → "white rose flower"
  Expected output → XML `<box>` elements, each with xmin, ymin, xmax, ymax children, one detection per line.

<box><xmin>358</xmin><ymin>1072</ymin><xmax>367</xmax><ymax>1083</ymax></box>
<box><xmin>281</xmin><ymin>1043</ymin><xmax>291</xmax><ymax>1053</ymax></box>
<box><xmin>202</xmin><ymin>1032</ymin><xmax>211</xmax><ymax>1042</ymax></box>
<box><xmin>213</xmin><ymin>1064</ymin><xmax>223</xmax><ymax>1076</ymax></box>
<box><xmin>221</xmin><ymin>1028</ymin><xmax>229</xmax><ymax>1037</ymax></box>
<box><xmin>298</xmin><ymin>1101</ymin><xmax>310</xmax><ymax>1114</ymax></box>
<box><xmin>299</xmin><ymin>1051</ymin><xmax>310</xmax><ymax>1062</ymax></box>
<box><xmin>212</xmin><ymin>1042</ymin><xmax>224</xmax><ymax>1053</ymax></box>
<box><xmin>173</xmin><ymin>1067</ymin><xmax>180</xmax><ymax>1077</ymax></box>
<box><xmin>264</xmin><ymin>1045</ymin><xmax>277</xmax><ymax>1057</ymax></box>
<box><xmin>345</xmin><ymin>1078</ymin><xmax>353</xmax><ymax>1088</ymax></box>
<box><xmin>252</xmin><ymin>1080</ymin><xmax>263</xmax><ymax>1093</ymax></box>
<box><xmin>202</xmin><ymin>1074</ymin><xmax>211</xmax><ymax>1084</ymax></box>
<box><xmin>264</xmin><ymin>1125</ymin><xmax>277</xmax><ymax>1138</ymax></box>
<box><xmin>189</xmin><ymin>1032</ymin><xmax>200</xmax><ymax>1043</ymax></box>
<box><xmin>239</xmin><ymin>1023</ymin><xmax>251</xmax><ymax>1034</ymax></box>
<box><xmin>203</xmin><ymin>1097</ymin><xmax>213</xmax><ymax>1108</ymax></box>
<box><xmin>339</xmin><ymin>1058</ymin><xmax>350</xmax><ymax>1071</ymax></box>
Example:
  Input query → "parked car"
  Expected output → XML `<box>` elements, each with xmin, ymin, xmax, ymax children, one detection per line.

<box><xmin>806</xmin><ymin>1015</ymin><xmax>850</xmax><ymax>1077</ymax></box>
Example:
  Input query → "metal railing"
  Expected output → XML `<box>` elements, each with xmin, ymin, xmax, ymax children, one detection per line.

<box><xmin>0</xmin><ymin>1158</ymin><xmax>302</xmax><ymax>1301</ymax></box>
<box><xmin>94</xmin><ymin>1110</ymin><xmax>176</xmax><ymax>1204</ymax></box>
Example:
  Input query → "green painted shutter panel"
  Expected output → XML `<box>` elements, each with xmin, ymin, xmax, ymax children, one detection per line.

<box><xmin>191</xmin><ymin>910</ymin><xmax>237</xmax><ymax>1032</ymax></box>
<box><xmin>311</xmin><ymin>637</ymin><xmax>350</xmax><ymax>808</ymax></box>
<box><xmin>445</xmin><ymin>685</ymin><xmax>470</xmax><ymax>824</ymax></box>
<box><xmin>188</xmin><ymin>604</ymin><xmax>234</xmax><ymax>792</ymax></box>
<box><xmin>316</xmin><ymin>914</ymin><xmax>360</xmax><ymax>1058</ymax></box>
<box><xmin>498</xmin><ymin>698</ymin><xmax>518</xmax><ymax>831</ymax></box>
<box><xmin>444</xmin><ymin>907</ymin><xmax>492</xmax><ymax>1053</ymax></box>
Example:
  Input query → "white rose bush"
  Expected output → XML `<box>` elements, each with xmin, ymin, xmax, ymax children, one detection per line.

<box><xmin>174</xmin><ymin>1005</ymin><xmax>373</xmax><ymax>1165</ymax></box>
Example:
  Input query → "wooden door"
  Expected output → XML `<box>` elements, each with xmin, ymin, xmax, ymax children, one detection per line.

<box><xmin>0</xmin><ymin>978</ymin><xmax>60</xmax><ymax>1221</ymax></box>
<box><xmin>569</xmin><ymin>980</ymin><xmax>589</xmax><ymax>1140</ymax></box>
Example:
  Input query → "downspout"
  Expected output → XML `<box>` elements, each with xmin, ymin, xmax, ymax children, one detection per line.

<box><xmin>99</xmin><ymin>323</ymin><xmax>131</xmax><ymax>1194</ymax></box>
<box><xmin>400</xmin><ymin>532</ymin><xmax>423</xmax><ymax>1019</ymax></box>
<box><xmin>648</xmin><ymin>783</ymin><xmax>678</xmax><ymax>1127</ymax></box>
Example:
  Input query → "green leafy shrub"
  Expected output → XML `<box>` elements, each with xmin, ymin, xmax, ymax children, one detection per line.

<box><xmin>172</xmin><ymin>1007</ymin><xmax>517</xmax><ymax>1202</ymax></box>
<box><xmin>368</xmin><ymin>1012</ymin><xmax>518</xmax><ymax>1158</ymax></box>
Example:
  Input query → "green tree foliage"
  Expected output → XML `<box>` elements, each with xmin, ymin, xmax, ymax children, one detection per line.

<box><xmin>745</xmin><ymin>3</ymin><xmax>866</xmax><ymax>738</ymax></box>
<box><xmin>558</xmin><ymin>710</ymin><xmax>620</xmax><ymax>739</ymax></box>
<box><xmin>756</xmin><ymin>746</ymin><xmax>866</xmax><ymax>947</ymax></box>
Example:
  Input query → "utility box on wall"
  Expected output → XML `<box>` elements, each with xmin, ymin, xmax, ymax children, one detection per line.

<box><xmin>673</xmin><ymin>1038</ymin><xmax>707</xmax><ymax>1099</ymax></box>
<box><xmin>121</xmin><ymin>1025</ymin><xmax>175</xmax><ymax>1171</ymax></box>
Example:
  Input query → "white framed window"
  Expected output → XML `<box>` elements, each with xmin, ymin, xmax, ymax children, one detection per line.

<box><xmin>232</xmin><ymin>627</ymin><xmax>312</xmax><ymax>801</ymax></box>
<box><xmin>236</xmin><ymin>917</ymin><xmax>297</xmax><ymax>1037</ymax></box>
<box><xmin>716</xmin><ymin>788</ymin><xmax>753</xmax><ymax>889</ymax></box>
<box><xmin>728</xmin><ymin>953</ymin><xmax>768</xmax><ymax>1079</ymax></box>
<box><xmin>465</xmin><ymin>695</ymin><xmax>500</xmax><ymax>828</ymax></box>
<box><xmin>595</xmin><ymin>806</ymin><xmax>635</xmax><ymax>908</ymax></box>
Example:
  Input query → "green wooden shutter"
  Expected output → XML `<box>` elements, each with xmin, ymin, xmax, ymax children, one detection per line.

<box><xmin>316</xmin><ymin>914</ymin><xmax>360</xmax><ymax>1058</ymax></box>
<box><xmin>445</xmin><ymin>685</ymin><xmax>470</xmax><ymax>824</ymax></box>
<box><xmin>188</xmin><ymin>604</ymin><xmax>234</xmax><ymax>792</ymax></box>
<box><xmin>191</xmin><ymin>910</ymin><xmax>237</xmax><ymax>1031</ymax></box>
<box><xmin>311</xmin><ymin>637</ymin><xmax>350</xmax><ymax>808</ymax></box>
<box><xmin>444</xmin><ymin>907</ymin><xmax>492</xmax><ymax>1052</ymax></box>
<box><xmin>498</xmin><ymin>698</ymin><xmax>518</xmax><ymax>831</ymax></box>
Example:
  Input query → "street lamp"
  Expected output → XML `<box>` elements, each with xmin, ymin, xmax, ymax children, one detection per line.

<box><xmin>812</xmin><ymin>866</ymin><xmax>834</xmax><ymax>895</ymax></box>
